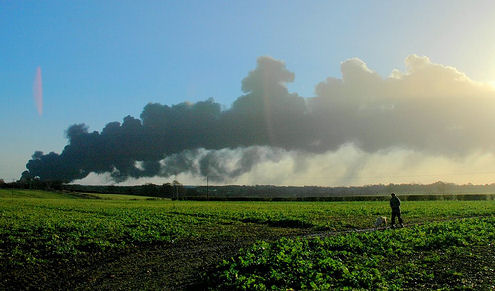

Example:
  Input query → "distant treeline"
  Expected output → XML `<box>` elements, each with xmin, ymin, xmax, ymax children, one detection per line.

<box><xmin>2</xmin><ymin>180</ymin><xmax>495</xmax><ymax>201</ymax></box>
<box><xmin>182</xmin><ymin>193</ymin><xmax>495</xmax><ymax>202</ymax></box>
<box><xmin>192</xmin><ymin>181</ymin><xmax>495</xmax><ymax>198</ymax></box>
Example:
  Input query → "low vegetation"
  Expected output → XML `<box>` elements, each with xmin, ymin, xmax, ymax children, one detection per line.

<box><xmin>210</xmin><ymin>217</ymin><xmax>495</xmax><ymax>289</ymax></box>
<box><xmin>0</xmin><ymin>189</ymin><xmax>494</xmax><ymax>289</ymax></box>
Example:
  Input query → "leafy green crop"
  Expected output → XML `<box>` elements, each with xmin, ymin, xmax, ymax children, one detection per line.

<box><xmin>209</xmin><ymin>217</ymin><xmax>495</xmax><ymax>290</ymax></box>
<box><xmin>1</xmin><ymin>190</ymin><xmax>494</xmax><ymax>289</ymax></box>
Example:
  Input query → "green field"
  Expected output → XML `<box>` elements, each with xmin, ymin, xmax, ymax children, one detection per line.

<box><xmin>0</xmin><ymin>189</ymin><xmax>157</xmax><ymax>200</ymax></box>
<box><xmin>1</xmin><ymin>189</ymin><xmax>494</xmax><ymax>289</ymax></box>
<box><xmin>0</xmin><ymin>189</ymin><xmax>82</xmax><ymax>199</ymax></box>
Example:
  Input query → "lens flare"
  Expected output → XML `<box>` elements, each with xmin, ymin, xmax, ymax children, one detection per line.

<box><xmin>33</xmin><ymin>66</ymin><xmax>43</xmax><ymax>116</ymax></box>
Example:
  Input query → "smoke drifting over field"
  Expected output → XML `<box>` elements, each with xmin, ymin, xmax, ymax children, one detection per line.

<box><xmin>24</xmin><ymin>55</ymin><xmax>495</xmax><ymax>184</ymax></box>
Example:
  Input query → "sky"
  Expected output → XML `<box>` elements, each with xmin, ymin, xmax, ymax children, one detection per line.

<box><xmin>3</xmin><ymin>1</ymin><xmax>495</xmax><ymax>186</ymax></box>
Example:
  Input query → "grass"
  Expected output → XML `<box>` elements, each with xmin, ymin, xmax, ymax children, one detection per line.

<box><xmin>0</xmin><ymin>189</ymin><xmax>80</xmax><ymax>199</ymax></box>
<box><xmin>76</xmin><ymin>192</ymin><xmax>160</xmax><ymax>200</ymax></box>
<box><xmin>0</xmin><ymin>189</ymin><xmax>158</xmax><ymax>200</ymax></box>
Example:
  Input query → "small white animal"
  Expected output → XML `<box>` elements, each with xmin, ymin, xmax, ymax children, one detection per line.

<box><xmin>375</xmin><ymin>216</ymin><xmax>387</xmax><ymax>228</ymax></box>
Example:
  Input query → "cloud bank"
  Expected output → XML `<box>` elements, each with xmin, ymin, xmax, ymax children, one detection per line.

<box><xmin>24</xmin><ymin>55</ymin><xmax>495</xmax><ymax>185</ymax></box>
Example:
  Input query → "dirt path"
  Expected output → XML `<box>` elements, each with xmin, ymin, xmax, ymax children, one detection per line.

<box><xmin>73</xmin><ymin>239</ymin><xmax>246</xmax><ymax>290</ymax></box>
<box><xmin>301</xmin><ymin>214</ymin><xmax>494</xmax><ymax>239</ymax></box>
<box><xmin>72</xmin><ymin>226</ymin><xmax>311</xmax><ymax>290</ymax></box>
<box><xmin>17</xmin><ymin>215</ymin><xmax>490</xmax><ymax>290</ymax></box>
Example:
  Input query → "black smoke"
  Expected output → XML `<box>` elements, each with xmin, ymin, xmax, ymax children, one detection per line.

<box><xmin>24</xmin><ymin>55</ymin><xmax>495</xmax><ymax>182</ymax></box>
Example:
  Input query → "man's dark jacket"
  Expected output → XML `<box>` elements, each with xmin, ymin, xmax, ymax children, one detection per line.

<box><xmin>390</xmin><ymin>196</ymin><xmax>401</xmax><ymax>212</ymax></box>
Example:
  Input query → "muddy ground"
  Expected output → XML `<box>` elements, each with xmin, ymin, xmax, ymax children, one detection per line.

<box><xmin>1</xmin><ymin>224</ymin><xmax>309</xmax><ymax>290</ymax></box>
<box><xmin>2</xmin><ymin>221</ymin><xmax>494</xmax><ymax>290</ymax></box>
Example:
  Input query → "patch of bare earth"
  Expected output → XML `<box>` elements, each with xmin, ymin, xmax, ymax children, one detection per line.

<box><xmin>2</xmin><ymin>219</ymin><xmax>494</xmax><ymax>290</ymax></box>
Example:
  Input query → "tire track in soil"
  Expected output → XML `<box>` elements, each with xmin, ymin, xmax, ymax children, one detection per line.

<box><xmin>73</xmin><ymin>227</ymin><xmax>309</xmax><ymax>290</ymax></box>
<box><xmin>300</xmin><ymin>214</ymin><xmax>494</xmax><ymax>239</ymax></box>
<box><xmin>74</xmin><ymin>215</ymin><xmax>493</xmax><ymax>290</ymax></box>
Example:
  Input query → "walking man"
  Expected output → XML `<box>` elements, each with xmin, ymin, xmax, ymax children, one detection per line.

<box><xmin>390</xmin><ymin>193</ymin><xmax>404</xmax><ymax>228</ymax></box>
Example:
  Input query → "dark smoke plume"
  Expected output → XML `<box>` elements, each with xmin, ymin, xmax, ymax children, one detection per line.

<box><xmin>24</xmin><ymin>55</ymin><xmax>495</xmax><ymax>182</ymax></box>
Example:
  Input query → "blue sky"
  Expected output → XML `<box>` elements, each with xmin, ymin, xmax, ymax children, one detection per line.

<box><xmin>2</xmin><ymin>1</ymin><xmax>495</xmax><ymax>182</ymax></box>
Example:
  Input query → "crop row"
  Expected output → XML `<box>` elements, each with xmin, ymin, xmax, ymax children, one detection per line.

<box><xmin>1</xmin><ymin>196</ymin><xmax>494</xmax><ymax>268</ymax></box>
<box><xmin>209</xmin><ymin>217</ymin><xmax>495</xmax><ymax>290</ymax></box>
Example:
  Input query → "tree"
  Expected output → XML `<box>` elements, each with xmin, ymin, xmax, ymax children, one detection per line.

<box><xmin>160</xmin><ymin>183</ymin><xmax>173</xmax><ymax>198</ymax></box>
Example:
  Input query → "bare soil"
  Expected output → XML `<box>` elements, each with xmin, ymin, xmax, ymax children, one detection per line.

<box><xmin>2</xmin><ymin>219</ymin><xmax>494</xmax><ymax>290</ymax></box>
<box><xmin>1</xmin><ymin>224</ymin><xmax>309</xmax><ymax>290</ymax></box>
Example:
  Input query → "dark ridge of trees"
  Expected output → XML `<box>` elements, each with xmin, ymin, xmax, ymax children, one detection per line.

<box><xmin>4</xmin><ymin>179</ymin><xmax>495</xmax><ymax>201</ymax></box>
<box><xmin>1</xmin><ymin>179</ymin><xmax>64</xmax><ymax>191</ymax></box>
<box><xmin>184</xmin><ymin>182</ymin><xmax>495</xmax><ymax>201</ymax></box>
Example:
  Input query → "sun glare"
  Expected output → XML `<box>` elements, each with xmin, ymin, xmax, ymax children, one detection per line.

<box><xmin>486</xmin><ymin>80</ymin><xmax>495</xmax><ymax>90</ymax></box>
